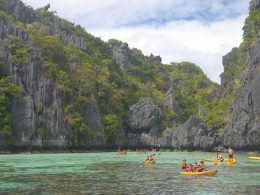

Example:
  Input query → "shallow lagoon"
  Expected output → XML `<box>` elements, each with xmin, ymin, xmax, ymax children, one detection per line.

<box><xmin>0</xmin><ymin>152</ymin><xmax>259</xmax><ymax>194</ymax></box>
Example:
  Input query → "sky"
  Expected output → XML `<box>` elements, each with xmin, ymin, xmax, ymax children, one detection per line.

<box><xmin>21</xmin><ymin>0</ymin><xmax>249</xmax><ymax>83</ymax></box>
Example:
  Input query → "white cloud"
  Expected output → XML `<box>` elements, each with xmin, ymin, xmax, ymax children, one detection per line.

<box><xmin>21</xmin><ymin>0</ymin><xmax>249</xmax><ymax>83</ymax></box>
<box><xmin>90</xmin><ymin>15</ymin><xmax>246</xmax><ymax>83</ymax></box>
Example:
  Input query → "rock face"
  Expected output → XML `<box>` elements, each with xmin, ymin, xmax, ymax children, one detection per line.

<box><xmin>164</xmin><ymin>83</ymin><xmax>181</xmax><ymax>121</ymax></box>
<box><xmin>129</xmin><ymin>98</ymin><xmax>162</xmax><ymax>136</ymax></box>
<box><xmin>125</xmin><ymin>116</ymin><xmax>216</xmax><ymax>150</ymax></box>
<box><xmin>222</xmin><ymin>42</ymin><xmax>260</xmax><ymax>149</ymax></box>
<box><xmin>250</xmin><ymin>0</ymin><xmax>260</xmax><ymax>11</ymax></box>
<box><xmin>171</xmin><ymin>116</ymin><xmax>215</xmax><ymax>150</ymax></box>
<box><xmin>221</xmin><ymin>1</ymin><xmax>260</xmax><ymax>150</ymax></box>
<box><xmin>110</xmin><ymin>41</ymin><xmax>131</xmax><ymax>69</ymax></box>
<box><xmin>0</xmin><ymin>0</ymin><xmax>104</xmax><ymax>148</ymax></box>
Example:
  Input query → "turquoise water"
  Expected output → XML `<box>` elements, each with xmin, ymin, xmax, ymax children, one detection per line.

<box><xmin>0</xmin><ymin>152</ymin><xmax>260</xmax><ymax>194</ymax></box>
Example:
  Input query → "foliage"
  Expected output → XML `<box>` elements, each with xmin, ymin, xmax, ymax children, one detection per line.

<box><xmin>0</xmin><ymin>77</ymin><xmax>21</xmax><ymax>144</ymax></box>
<box><xmin>3</xmin><ymin>36</ymin><xmax>32</xmax><ymax>66</ymax></box>
<box><xmin>0</xmin><ymin>11</ymin><xmax>13</xmax><ymax>23</ymax></box>
<box><xmin>242</xmin><ymin>9</ymin><xmax>260</xmax><ymax>48</ymax></box>
<box><xmin>102</xmin><ymin>114</ymin><xmax>122</xmax><ymax>145</ymax></box>
<box><xmin>37</xmin><ymin>127</ymin><xmax>46</xmax><ymax>137</ymax></box>
<box><xmin>71</xmin><ymin>113</ymin><xmax>93</xmax><ymax>146</ymax></box>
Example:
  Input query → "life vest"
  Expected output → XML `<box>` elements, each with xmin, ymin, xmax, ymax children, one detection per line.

<box><xmin>199</xmin><ymin>163</ymin><xmax>205</xmax><ymax>169</ymax></box>
<box><xmin>182</xmin><ymin>163</ymin><xmax>187</xmax><ymax>170</ymax></box>
<box><xmin>193</xmin><ymin>164</ymin><xmax>199</xmax><ymax>172</ymax></box>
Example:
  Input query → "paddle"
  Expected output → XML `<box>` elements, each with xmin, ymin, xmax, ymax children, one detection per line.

<box><xmin>196</xmin><ymin>163</ymin><xmax>219</xmax><ymax>172</ymax></box>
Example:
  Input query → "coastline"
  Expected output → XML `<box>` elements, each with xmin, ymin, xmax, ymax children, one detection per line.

<box><xmin>0</xmin><ymin>146</ymin><xmax>259</xmax><ymax>155</ymax></box>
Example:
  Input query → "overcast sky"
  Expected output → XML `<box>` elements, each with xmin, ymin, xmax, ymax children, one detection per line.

<box><xmin>22</xmin><ymin>0</ymin><xmax>249</xmax><ymax>83</ymax></box>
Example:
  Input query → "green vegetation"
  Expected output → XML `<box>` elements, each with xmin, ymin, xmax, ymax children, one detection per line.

<box><xmin>0</xmin><ymin>77</ymin><xmax>21</xmax><ymax>144</ymax></box>
<box><xmin>243</xmin><ymin>9</ymin><xmax>260</xmax><ymax>48</ymax></box>
<box><xmin>71</xmin><ymin>113</ymin><xmax>93</xmax><ymax>146</ymax></box>
<box><xmin>3</xmin><ymin>36</ymin><xmax>32</xmax><ymax>66</ymax></box>
<box><xmin>0</xmin><ymin>1</ymin><xmax>258</xmax><ymax>147</ymax></box>
<box><xmin>37</xmin><ymin>127</ymin><xmax>46</xmax><ymax>137</ymax></box>
<box><xmin>102</xmin><ymin>114</ymin><xmax>123</xmax><ymax>146</ymax></box>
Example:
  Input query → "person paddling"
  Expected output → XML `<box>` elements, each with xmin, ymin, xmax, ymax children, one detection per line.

<box><xmin>181</xmin><ymin>160</ymin><xmax>188</xmax><ymax>171</ymax></box>
<box><xmin>216</xmin><ymin>152</ymin><xmax>224</xmax><ymax>162</ymax></box>
<box><xmin>198</xmin><ymin>161</ymin><xmax>205</xmax><ymax>172</ymax></box>
<box><xmin>193</xmin><ymin>162</ymin><xmax>199</xmax><ymax>172</ymax></box>
<box><xmin>187</xmin><ymin>164</ymin><xmax>194</xmax><ymax>172</ymax></box>
<box><xmin>227</xmin><ymin>146</ymin><xmax>235</xmax><ymax>161</ymax></box>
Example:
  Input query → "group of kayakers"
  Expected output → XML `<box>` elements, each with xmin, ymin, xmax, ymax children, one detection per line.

<box><xmin>180</xmin><ymin>145</ymin><xmax>236</xmax><ymax>172</ymax></box>
<box><xmin>181</xmin><ymin>160</ymin><xmax>205</xmax><ymax>172</ymax></box>
<box><xmin>117</xmin><ymin>147</ymin><xmax>127</xmax><ymax>155</ymax></box>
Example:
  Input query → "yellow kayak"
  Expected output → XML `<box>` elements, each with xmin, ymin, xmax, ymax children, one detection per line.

<box><xmin>116</xmin><ymin>153</ymin><xmax>127</xmax><ymax>156</ymax></box>
<box><xmin>249</xmin><ymin>156</ymin><xmax>260</xmax><ymax>160</ymax></box>
<box><xmin>145</xmin><ymin>160</ymin><xmax>155</xmax><ymax>164</ymax></box>
<box><xmin>181</xmin><ymin>170</ymin><xmax>218</xmax><ymax>176</ymax></box>
<box><xmin>203</xmin><ymin>158</ymin><xmax>229</xmax><ymax>162</ymax></box>
<box><xmin>226</xmin><ymin>158</ymin><xmax>237</xmax><ymax>164</ymax></box>
<box><xmin>202</xmin><ymin>158</ymin><xmax>224</xmax><ymax>162</ymax></box>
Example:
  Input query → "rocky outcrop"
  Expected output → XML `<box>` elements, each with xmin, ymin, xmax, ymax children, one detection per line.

<box><xmin>129</xmin><ymin>98</ymin><xmax>162</xmax><ymax>136</ymax></box>
<box><xmin>9</xmin><ymin>48</ymin><xmax>70</xmax><ymax>147</ymax></box>
<box><xmin>109</xmin><ymin>41</ymin><xmax>131</xmax><ymax>69</ymax></box>
<box><xmin>221</xmin><ymin>1</ymin><xmax>260</xmax><ymax>150</ymax></box>
<box><xmin>164</xmin><ymin>83</ymin><xmax>181</xmax><ymax>121</ymax></box>
<box><xmin>0</xmin><ymin>0</ymin><xmax>104</xmax><ymax>148</ymax></box>
<box><xmin>250</xmin><ymin>0</ymin><xmax>260</xmax><ymax>11</ymax></box>
<box><xmin>125</xmin><ymin>116</ymin><xmax>217</xmax><ymax>150</ymax></box>
<box><xmin>80</xmin><ymin>101</ymin><xmax>104</xmax><ymax>146</ymax></box>
<box><xmin>171</xmin><ymin>116</ymin><xmax>215</xmax><ymax>150</ymax></box>
<box><xmin>222</xmin><ymin>41</ymin><xmax>260</xmax><ymax>149</ymax></box>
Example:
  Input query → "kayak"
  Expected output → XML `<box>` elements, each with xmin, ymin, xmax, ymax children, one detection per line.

<box><xmin>145</xmin><ymin>160</ymin><xmax>155</xmax><ymax>164</ymax></box>
<box><xmin>249</xmin><ymin>156</ymin><xmax>260</xmax><ymax>160</ymax></box>
<box><xmin>226</xmin><ymin>158</ymin><xmax>237</xmax><ymax>164</ymax></box>
<box><xmin>116</xmin><ymin>153</ymin><xmax>127</xmax><ymax>156</ymax></box>
<box><xmin>180</xmin><ymin>170</ymin><xmax>218</xmax><ymax>176</ymax></box>
<box><xmin>203</xmin><ymin>158</ymin><xmax>229</xmax><ymax>162</ymax></box>
<box><xmin>202</xmin><ymin>158</ymin><xmax>224</xmax><ymax>163</ymax></box>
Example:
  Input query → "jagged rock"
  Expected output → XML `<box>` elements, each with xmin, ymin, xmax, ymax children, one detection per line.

<box><xmin>250</xmin><ymin>0</ymin><xmax>260</xmax><ymax>11</ymax></box>
<box><xmin>80</xmin><ymin>101</ymin><xmax>104</xmax><ymax>146</ymax></box>
<box><xmin>129</xmin><ymin>98</ymin><xmax>162</xmax><ymax>135</ymax></box>
<box><xmin>148</xmin><ymin>54</ymin><xmax>162</xmax><ymax>65</ymax></box>
<box><xmin>171</xmin><ymin>116</ymin><xmax>215</xmax><ymax>150</ymax></box>
<box><xmin>44</xmin><ymin>4</ymin><xmax>50</xmax><ymax>11</ymax></box>
<box><xmin>11</xmin><ymin>49</ymin><xmax>70</xmax><ymax>147</ymax></box>
<box><xmin>0</xmin><ymin>0</ymin><xmax>103</xmax><ymax>148</ymax></box>
<box><xmin>164</xmin><ymin>83</ymin><xmax>181</xmax><ymax>121</ymax></box>
<box><xmin>222</xmin><ymin>28</ymin><xmax>260</xmax><ymax>149</ymax></box>
<box><xmin>109</xmin><ymin>41</ymin><xmax>131</xmax><ymax>69</ymax></box>
<box><xmin>124</xmin><ymin>133</ymin><xmax>141</xmax><ymax>147</ymax></box>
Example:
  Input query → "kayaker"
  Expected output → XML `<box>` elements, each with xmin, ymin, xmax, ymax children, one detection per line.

<box><xmin>198</xmin><ymin>161</ymin><xmax>205</xmax><ymax>172</ymax></box>
<box><xmin>148</xmin><ymin>155</ymin><xmax>154</xmax><ymax>161</ymax></box>
<box><xmin>181</xmin><ymin>160</ymin><xmax>188</xmax><ymax>171</ymax></box>
<box><xmin>227</xmin><ymin>146</ymin><xmax>235</xmax><ymax>160</ymax></box>
<box><xmin>193</xmin><ymin>162</ymin><xmax>199</xmax><ymax>172</ymax></box>
<box><xmin>187</xmin><ymin>164</ymin><xmax>194</xmax><ymax>172</ymax></box>
<box><xmin>216</xmin><ymin>152</ymin><xmax>224</xmax><ymax>161</ymax></box>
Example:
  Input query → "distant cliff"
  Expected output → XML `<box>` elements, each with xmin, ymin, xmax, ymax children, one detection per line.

<box><xmin>0</xmin><ymin>0</ymin><xmax>259</xmax><ymax>151</ymax></box>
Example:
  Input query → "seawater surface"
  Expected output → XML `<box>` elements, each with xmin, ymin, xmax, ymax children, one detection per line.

<box><xmin>0</xmin><ymin>152</ymin><xmax>260</xmax><ymax>194</ymax></box>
